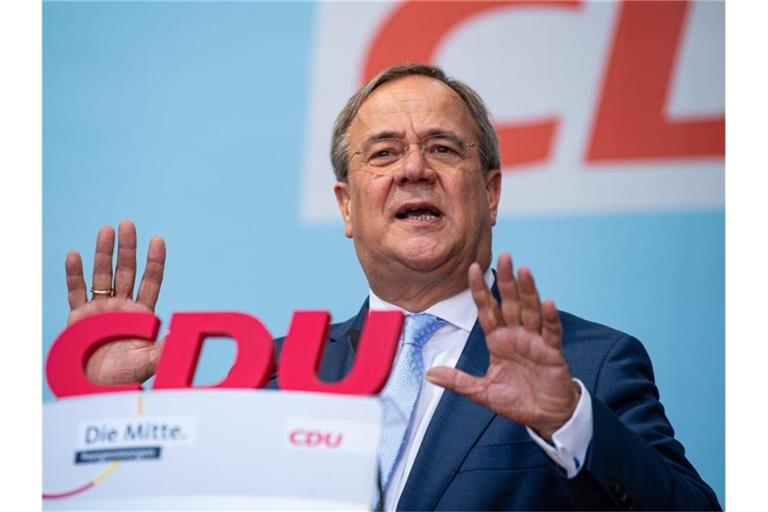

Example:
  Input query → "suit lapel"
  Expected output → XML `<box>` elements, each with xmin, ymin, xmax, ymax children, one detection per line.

<box><xmin>396</xmin><ymin>318</ymin><xmax>496</xmax><ymax>510</ymax></box>
<box><xmin>320</xmin><ymin>301</ymin><xmax>369</xmax><ymax>382</ymax></box>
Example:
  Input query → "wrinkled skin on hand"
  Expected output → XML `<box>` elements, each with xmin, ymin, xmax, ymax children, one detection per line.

<box><xmin>427</xmin><ymin>253</ymin><xmax>580</xmax><ymax>441</ymax></box>
<box><xmin>65</xmin><ymin>220</ymin><xmax>166</xmax><ymax>385</ymax></box>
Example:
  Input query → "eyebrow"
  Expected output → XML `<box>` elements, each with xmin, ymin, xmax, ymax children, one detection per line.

<box><xmin>362</xmin><ymin>128</ymin><xmax>465</xmax><ymax>145</ymax></box>
<box><xmin>363</xmin><ymin>130</ymin><xmax>405</xmax><ymax>144</ymax></box>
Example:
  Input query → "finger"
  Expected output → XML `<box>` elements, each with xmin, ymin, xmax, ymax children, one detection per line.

<box><xmin>469</xmin><ymin>262</ymin><xmax>503</xmax><ymax>333</ymax></box>
<box><xmin>65</xmin><ymin>251</ymin><xmax>87</xmax><ymax>309</ymax></box>
<box><xmin>113</xmin><ymin>220</ymin><xmax>137</xmax><ymax>298</ymax></box>
<box><xmin>91</xmin><ymin>225</ymin><xmax>116</xmax><ymax>301</ymax></box>
<box><xmin>134</xmin><ymin>341</ymin><xmax>164</xmax><ymax>384</ymax></box>
<box><xmin>137</xmin><ymin>236</ymin><xmax>166</xmax><ymax>310</ymax></box>
<box><xmin>517</xmin><ymin>267</ymin><xmax>543</xmax><ymax>332</ymax></box>
<box><xmin>426</xmin><ymin>366</ymin><xmax>487</xmax><ymax>403</ymax></box>
<box><xmin>541</xmin><ymin>299</ymin><xmax>563</xmax><ymax>349</ymax></box>
<box><xmin>497</xmin><ymin>252</ymin><xmax>521</xmax><ymax>327</ymax></box>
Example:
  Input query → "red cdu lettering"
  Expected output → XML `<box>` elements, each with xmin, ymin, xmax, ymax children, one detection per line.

<box><xmin>289</xmin><ymin>429</ymin><xmax>303</xmax><ymax>445</ymax></box>
<box><xmin>153</xmin><ymin>312</ymin><xmax>275</xmax><ymax>390</ymax></box>
<box><xmin>278</xmin><ymin>310</ymin><xmax>403</xmax><ymax>395</ymax></box>
<box><xmin>362</xmin><ymin>0</ymin><xmax>582</xmax><ymax>170</ymax></box>
<box><xmin>288</xmin><ymin>429</ymin><xmax>344</xmax><ymax>449</ymax></box>
<box><xmin>46</xmin><ymin>310</ymin><xmax>403</xmax><ymax>397</ymax></box>
<box><xmin>586</xmin><ymin>1</ymin><xmax>724</xmax><ymax>161</ymax></box>
<box><xmin>306</xmin><ymin>431</ymin><xmax>323</xmax><ymax>446</ymax></box>
<box><xmin>325</xmin><ymin>432</ymin><xmax>343</xmax><ymax>448</ymax></box>
<box><xmin>46</xmin><ymin>312</ymin><xmax>160</xmax><ymax>398</ymax></box>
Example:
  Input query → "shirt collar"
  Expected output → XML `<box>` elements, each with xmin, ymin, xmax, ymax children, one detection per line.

<box><xmin>368</xmin><ymin>267</ymin><xmax>495</xmax><ymax>333</ymax></box>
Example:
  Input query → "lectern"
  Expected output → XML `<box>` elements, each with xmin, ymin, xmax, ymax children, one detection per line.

<box><xmin>43</xmin><ymin>390</ymin><xmax>381</xmax><ymax>510</ymax></box>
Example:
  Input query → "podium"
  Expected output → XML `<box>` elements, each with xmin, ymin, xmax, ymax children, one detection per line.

<box><xmin>43</xmin><ymin>389</ymin><xmax>381</xmax><ymax>510</ymax></box>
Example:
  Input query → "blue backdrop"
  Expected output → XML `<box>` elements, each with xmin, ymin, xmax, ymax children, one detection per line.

<box><xmin>42</xmin><ymin>1</ymin><xmax>724</xmax><ymax>503</ymax></box>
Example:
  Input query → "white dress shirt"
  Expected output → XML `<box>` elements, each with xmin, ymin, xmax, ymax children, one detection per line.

<box><xmin>369</xmin><ymin>268</ymin><xmax>593</xmax><ymax>511</ymax></box>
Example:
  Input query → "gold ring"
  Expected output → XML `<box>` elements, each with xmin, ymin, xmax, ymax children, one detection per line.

<box><xmin>90</xmin><ymin>287</ymin><xmax>114</xmax><ymax>298</ymax></box>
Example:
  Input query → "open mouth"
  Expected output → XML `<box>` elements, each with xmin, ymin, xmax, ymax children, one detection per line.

<box><xmin>394</xmin><ymin>202</ymin><xmax>443</xmax><ymax>222</ymax></box>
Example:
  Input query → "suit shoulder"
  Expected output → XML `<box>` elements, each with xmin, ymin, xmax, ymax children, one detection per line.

<box><xmin>557</xmin><ymin>310</ymin><xmax>649</xmax><ymax>390</ymax></box>
<box><xmin>558</xmin><ymin>310</ymin><xmax>632</xmax><ymax>346</ymax></box>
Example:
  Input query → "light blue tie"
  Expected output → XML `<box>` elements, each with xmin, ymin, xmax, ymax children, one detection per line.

<box><xmin>377</xmin><ymin>313</ymin><xmax>446</xmax><ymax>499</ymax></box>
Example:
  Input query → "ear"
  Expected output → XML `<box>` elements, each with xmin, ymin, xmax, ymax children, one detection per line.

<box><xmin>334</xmin><ymin>181</ymin><xmax>354</xmax><ymax>238</ymax></box>
<box><xmin>485</xmin><ymin>169</ymin><xmax>502</xmax><ymax>227</ymax></box>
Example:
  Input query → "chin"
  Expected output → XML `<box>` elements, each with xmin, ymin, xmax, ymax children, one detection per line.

<box><xmin>395</xmin><ymin>241</ymin><xmax>452</xmax><ymax>272</ymax></box>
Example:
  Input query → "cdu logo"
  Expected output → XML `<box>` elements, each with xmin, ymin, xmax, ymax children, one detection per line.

<box><xmin>288</xmin><ymin>429</ymin><xmax>344</xmax><ymax>449</ymax></box>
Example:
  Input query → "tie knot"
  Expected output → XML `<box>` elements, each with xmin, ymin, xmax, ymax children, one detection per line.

<box><xmin>403</xmin><ymin>313</ymin><xmax>446</xmax><ymax>350</ymax></box>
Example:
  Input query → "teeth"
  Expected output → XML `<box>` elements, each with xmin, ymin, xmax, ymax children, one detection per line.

<box><xmin>396</xmin><ymin>206</ymin><xmax>440</xmax><ymax>221</ymax></box>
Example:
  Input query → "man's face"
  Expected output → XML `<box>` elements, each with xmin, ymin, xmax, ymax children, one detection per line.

<box><xmin>334</xmin><ymin>75</ymin><xmax>501</xmax><ymax>287</ymax></box>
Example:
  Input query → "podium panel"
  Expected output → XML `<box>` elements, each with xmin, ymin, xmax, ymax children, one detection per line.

<box><xmin>43</xmin><ymin>389</ymin><xmax>381</xmax><ymax>510</ymax></box>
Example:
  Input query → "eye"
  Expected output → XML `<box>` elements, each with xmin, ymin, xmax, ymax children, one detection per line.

<box><xmin>425</xmin><ymin>139</ymin><xmax>462</xmax><ymax>160</ymax></box>
<box><xmin>429</xmin><ymin>144</ymin><xmax>455</xmax><ymax>154</ymax></box>
<box><xmin>372</xmin><ymin>148</ymin><xmax>395</xmax><ymax>158</ymax></box>
<box><xmin>365</xmin><ymin>140</ymin><xmax>403</xmax><ymax>166</ymax></box>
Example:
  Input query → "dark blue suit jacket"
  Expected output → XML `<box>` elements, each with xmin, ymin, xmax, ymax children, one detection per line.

<box><xmin>273</xmin><ymin>290</ymin><xmax>721</xmax><ymax>511</ymax></box>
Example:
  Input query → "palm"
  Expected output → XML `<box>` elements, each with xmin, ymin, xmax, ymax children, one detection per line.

<box><xmin>482</xmin><ymin>325</ymin><xmax>575</xmax><ymax>428</ymax></box>
<box><xmin>427</xmin><ymin>254</ymin><xmax>578</xmax><ymax>440</ymax></box>
<box><xmin>64</xmin><ymin>221</ymin><xmax>166</xmax><ymax>386</ymax></box>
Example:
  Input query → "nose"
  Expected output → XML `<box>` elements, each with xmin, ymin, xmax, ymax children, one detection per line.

<box><xmin>393</xmin><ymin>144</ymin><xmax>437</xmax><ymax>185</ymax></box>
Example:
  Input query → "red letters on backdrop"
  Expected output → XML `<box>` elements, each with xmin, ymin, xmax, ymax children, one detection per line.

<box><xmin>586</xmin><ymin>1</ymin><xmax>724</xmax><ymax>161</ymax></box>
<box><xmin>362</xmin><ymin>0</ymin><xmax>723</xmax><ymax>169</ymax></box>
<box><xmin>46</xmin><ymin>310</ymin><xmax>404</xmax><ymax>399</ymax></box>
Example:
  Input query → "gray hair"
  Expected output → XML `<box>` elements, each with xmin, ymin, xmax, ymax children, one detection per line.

<box><xmin>330</xmin><ymin>63</ymin><xmax>501</xmax><ymax>182</ymax></box>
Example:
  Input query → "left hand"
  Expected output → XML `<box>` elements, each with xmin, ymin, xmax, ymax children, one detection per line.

<box><xmin>426</xmin><ymin>252</ymin><xmax>580</xmax><ymax>441</ymax></box>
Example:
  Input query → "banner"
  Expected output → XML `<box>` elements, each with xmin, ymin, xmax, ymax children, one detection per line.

<box><xmin>301</xmin><ymin>1</ymin><xmax>724</xmax><ymax>220</ymax></box>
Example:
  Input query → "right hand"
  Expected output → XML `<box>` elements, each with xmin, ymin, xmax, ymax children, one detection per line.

<box><xmin>65</xmin><ymin>220</ymin><xmax>166</xmax><ymax>385</ymax></box>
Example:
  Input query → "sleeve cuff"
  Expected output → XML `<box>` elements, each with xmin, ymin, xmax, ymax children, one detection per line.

<box><xmin>526</xmin><ymin>378</ymin><xmax>593</xmax><ymax>478</ymax></box>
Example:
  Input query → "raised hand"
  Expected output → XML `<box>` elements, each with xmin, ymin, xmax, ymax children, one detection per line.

<box><xmin>426</xmin><ymin>253</ymin><xmax>579</xmax><ymax>441</ymax></box>
<box><xmin>65</xmin><ymin>220</ymin><xmax>166</xmax><ymax>385</ymax></box>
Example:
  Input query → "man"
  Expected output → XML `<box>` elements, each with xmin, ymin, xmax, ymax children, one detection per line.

<box><xmin>64</xmin><ymin>64</ymin><xmax>720</xmax><ymax>510</ymax></box>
